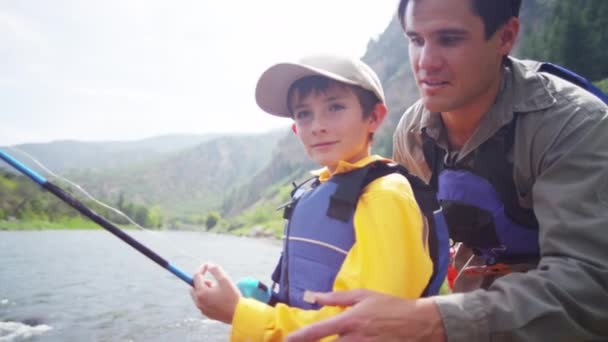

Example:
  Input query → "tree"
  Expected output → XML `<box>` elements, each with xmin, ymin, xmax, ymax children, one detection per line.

<box><xmin>148</xmin><ymin>205</ymin><xmax>163</xmax><ymax>229</ymax></box>
<box><xmin>519</xmin><ymin>1</ymin><xmax>608</xmax><ymax>81</ymax></box>
<box><xmin>205</xmin><ymin>212</ymin><xmax>220</xmax><ymax>230</ymax></box>
<box><xmin>117</xmin><ymin>192</ymin><xmax>125</xmax><ymax>211</ymax></box>
<box><xmin>134</xmin><ymin>205</ymin><xmax>152</xmax><ymax>228</ymax></box>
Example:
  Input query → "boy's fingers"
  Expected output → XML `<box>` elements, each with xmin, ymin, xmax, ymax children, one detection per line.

<box><xmin>197</xmin><ymin>262</ymin><xmax>213</xmax><ymax>275</ymax></box>
<box><xmin>207</xmin><ymin>264</ymin><xmax>232</xmax><ymax>286</ymax></box>
<box><xmin>192</xmin><ymin>272</ymin><xmax>205</xmax><ymax>288</ymax></box>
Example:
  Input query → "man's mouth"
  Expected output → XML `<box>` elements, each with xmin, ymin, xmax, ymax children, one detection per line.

<box><xmin>421</xmin><ymin>80</ymin><xmax>449</xmax><ymax>87</ymax></box>
<box><xmin>420</xmin><ymin>79</ymin><xmax>449</xmax><ymax>93</ymax></box>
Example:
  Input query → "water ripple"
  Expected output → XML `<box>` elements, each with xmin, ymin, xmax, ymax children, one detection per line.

<box><xmin>0</xmin><ymin>321</ymin><xmax>52</xmax><ymax>342</ymax></box>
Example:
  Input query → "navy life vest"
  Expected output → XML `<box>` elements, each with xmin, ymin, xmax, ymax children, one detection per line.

<box><xmin>422</xmin><ymin>63</ymin><xmax>608</xmax><ymax>266</ymax></box>
<box><xmin>269</xmin><ymin>161</ymin><xmax>450</xmax><ymax>309</ymax></box>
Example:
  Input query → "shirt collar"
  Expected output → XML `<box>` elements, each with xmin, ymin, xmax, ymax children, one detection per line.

<box><xmin>417</xmin><ymin>57</ymin><xmax>557</xmax><ymax>157</ymax></box>
<box><xmin>312</xmin><ymin>155</ymin><xmax>390</xmax><ymax>182</ymax></box>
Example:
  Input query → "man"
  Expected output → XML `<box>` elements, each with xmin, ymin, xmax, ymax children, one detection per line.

<box><xmin>287</xmin><ymin>0</ymin><xmax>608</xmax><ymax>341</ymax></box>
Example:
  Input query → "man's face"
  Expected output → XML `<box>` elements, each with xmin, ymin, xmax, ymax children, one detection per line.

<box><xmin>404</xmin><ymin>0</ymin><xmax>506</xmax><ymax>114</ymax></box>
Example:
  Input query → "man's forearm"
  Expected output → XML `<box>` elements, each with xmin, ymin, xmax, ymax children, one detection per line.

<box><xmin>435</xmin><ymin>258</ymin><xmax>608</xmax><ymax>341</ymax></box>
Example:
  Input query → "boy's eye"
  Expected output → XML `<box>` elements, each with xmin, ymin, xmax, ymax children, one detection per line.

<box><xmin>294</xmin><ymin>110</ymin><xmax>311</xmax><ymax>120</ymax></box>
<box><xmin>329</xmin><ymin>103</ymin><xmax>345</xmax><ymax>112</ymax></box>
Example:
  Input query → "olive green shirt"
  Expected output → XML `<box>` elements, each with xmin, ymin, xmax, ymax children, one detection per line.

<box><xmin>393</xmin><ymin>57</ymin><xmax>608</xmax><ymax>341</ymax></box>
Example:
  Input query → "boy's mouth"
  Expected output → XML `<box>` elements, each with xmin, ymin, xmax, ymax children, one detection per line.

<box><xmin>311</xmin><ymin>141</ymin><xmax>338</xmax><ymax>148</ymax></box>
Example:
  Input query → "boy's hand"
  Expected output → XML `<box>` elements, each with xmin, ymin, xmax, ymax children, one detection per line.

<box><xmin>190</xmin><ymin>263</ymin><xmax>240</xmax><ymax>324</ymax></box>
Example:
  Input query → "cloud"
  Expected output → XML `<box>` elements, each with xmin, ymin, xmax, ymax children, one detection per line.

<box><xmin>0</xmin><ymin>0</ymin><xmax>397</xmax><ymax>145</ymax></box>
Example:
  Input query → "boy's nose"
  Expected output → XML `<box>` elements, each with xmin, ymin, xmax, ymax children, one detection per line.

<box><xmin>310</xmin><ymin>114</ymin><xmax>328</xmax><ymax>135</ymax></box>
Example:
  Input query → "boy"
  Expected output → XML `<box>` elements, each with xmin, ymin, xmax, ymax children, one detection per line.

<box><xmin>190</xmin><ymin>55</ymin><xmax>433</xmax><ymax>341</ymax></box>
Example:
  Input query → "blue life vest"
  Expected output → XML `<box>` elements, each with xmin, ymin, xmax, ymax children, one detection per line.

<box><xmin>422</xmin><ymin>63</ymin><xmax>608</xmax><ymax>265</ymax></box>
<box><xmin>275</xmin><ymin>179</ymin><xmax>355</xmax><ymax>309</ymax></box>
<box><xmin>270</xmin><ymin>161</ymin><xmax>450</xmax><ymax>309</ymax></box>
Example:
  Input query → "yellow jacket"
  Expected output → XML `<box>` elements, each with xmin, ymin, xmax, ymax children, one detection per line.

<box><xmin>230</xmin><ymin>155</ymin><xmax>433</xmax><ymax>341</ymax></box>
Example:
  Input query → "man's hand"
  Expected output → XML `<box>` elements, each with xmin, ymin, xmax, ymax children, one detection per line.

<box><xmin>190</xmin><ymin>263</ymin><xmax>240</xmax><ymax>324</ymax></box>
<box><xmin>286</xmin><ymin>289</ymin><xmax>446</xmax><ymax>342</ymax></box>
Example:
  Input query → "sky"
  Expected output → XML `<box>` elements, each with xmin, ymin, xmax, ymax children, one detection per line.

<box><xmin>0</xmin><ymin>1</ymin><xmax>399</xmax><ymax>146</ymax></box>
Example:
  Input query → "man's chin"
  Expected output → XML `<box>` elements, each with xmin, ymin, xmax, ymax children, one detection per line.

<box><xmin>421</xmin><ymin>99</ymin><xmax>446</xmax><ymax>113</ymax></box>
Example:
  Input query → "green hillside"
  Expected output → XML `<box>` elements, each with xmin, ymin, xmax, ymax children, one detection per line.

<box><xmin>3</xmin><ymin>0</ymin><xmax>606</xmax><ymax>235</ymax></box>
<box><xmin>69</xmin><ymin>130</ymin><xmax>285</xmax><ymax>217</ymax></box>
<box><xmin>1</xmin><ymin>134</ymin><xmax>215</xmax><ymax>173</ymax></box>
<box><xmin>596</xmin><ymin>79</ymin><xmax>608</xmax><ymax>94</ymax></box>
<box><xmin>214</xmin><ymin>0</ymin><xmax>608</xmax><ymax>237</ymax></box>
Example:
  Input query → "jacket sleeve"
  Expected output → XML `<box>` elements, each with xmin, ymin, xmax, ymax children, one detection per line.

<box><xmin>434</xmin><ymin>106</ymin><xmax>608</xmax><ymax>341</ymax></box>
<box><xmin>230</xmin><ymin>174</ymin><xmax>433</xmax><ymax>341</ymax></box>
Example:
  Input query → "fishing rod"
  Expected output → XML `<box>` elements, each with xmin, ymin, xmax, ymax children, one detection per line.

<box><xmin>0</xmin><ymin>148</ymin><xmax>194</xmax><ymax>287</ymax></box>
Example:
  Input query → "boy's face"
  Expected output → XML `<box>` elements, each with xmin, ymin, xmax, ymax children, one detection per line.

<box><xmin>404</xmin><ymin>0</ymin><xmax>513</xmax><ymax>114</ymax></box>
<box><xmin>290</xmin><ymin>84</ymin><xmax>380</xmax><ymax>172</ymax></box>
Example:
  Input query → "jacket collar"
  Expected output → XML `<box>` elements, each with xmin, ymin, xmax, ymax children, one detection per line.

<box><xmin>312</xmin><ymin>155</ymin><xmax>390</xmax><ymax>182</ymax></box>
<box><xmin>418</xmin><ymin>57</ymin><xmax>557</xmax><ymax>157</ymax></box>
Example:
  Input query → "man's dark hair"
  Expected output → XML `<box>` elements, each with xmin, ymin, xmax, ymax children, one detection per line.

<box><xmin>397</xmin><ymin>0</ymin><xmax>522</xmax><ymax>39</ymax></box>
<box><xmin>286</xmin><ymin>75</ymin><xmax>380</xmax><ymax>119</ymax></box>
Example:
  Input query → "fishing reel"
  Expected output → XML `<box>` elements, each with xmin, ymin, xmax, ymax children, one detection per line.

<box><xmin>236</xmin><ymin>277</ymin><xmax>276</xmax><ymax>304</ymax></box>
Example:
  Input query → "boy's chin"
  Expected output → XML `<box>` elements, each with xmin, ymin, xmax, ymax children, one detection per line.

<box><xmin>313</xmin><ymin>157</ymin><xmax>338</xmax><ymax>170</ymax></box>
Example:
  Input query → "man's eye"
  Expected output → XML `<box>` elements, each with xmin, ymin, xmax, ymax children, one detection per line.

<box><xmin>439</xmin><ymin>36</ymin><xmax>462</xmax><ymax>46</ymax></box>
<box><xmin>408</xmin><ymin>36</ymin><xmax>424</xmax><ymax>46</ymax></box>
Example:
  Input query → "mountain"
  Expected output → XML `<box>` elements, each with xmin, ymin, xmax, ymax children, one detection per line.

<box><xmin>5</xmin><ymin>0</ymin><xmax>604</xmax><ymax>233</ymax></box>
<box><xmin>220</xmin><ymin>132</ymin><xmax>314</xmax><ymax>216</ymax></box>
<box><xmin>214</xmin><ymin>0</ymin><xmax>605</xmax><ymax>235</ymax></box>
<box><xmin>69</xmin><ymin>130</ymin><xmax>286</xmax><ymax>217</ymax></box>
<box><xmin>0</xmin><ymin>134</ymin><xmax>218</xmax><ymax>173</ymax></box>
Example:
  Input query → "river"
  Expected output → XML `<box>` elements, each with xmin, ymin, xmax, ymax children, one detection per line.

<box><xmin>0</xmin><ymin>230</ymin><xmax>281</xmax><ymax>341</ymax></box>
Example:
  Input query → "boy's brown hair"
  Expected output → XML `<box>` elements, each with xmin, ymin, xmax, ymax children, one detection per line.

<box><xmin>286</xmin><ymin>75</ymin><xmax>381</xmax><ymax>119</ymax></box>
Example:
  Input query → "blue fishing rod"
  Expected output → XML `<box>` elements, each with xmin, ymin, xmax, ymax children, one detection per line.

<box><xmin>0</xmin><ymin>148</ymin><xmax>194</xmax><ymax>287</ymax></box>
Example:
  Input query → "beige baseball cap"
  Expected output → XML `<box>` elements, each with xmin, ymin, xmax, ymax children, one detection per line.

<box><xmin>255</xmin><ymin>55</ymin><xmax>385</xmax><ymax>117</ymax></box>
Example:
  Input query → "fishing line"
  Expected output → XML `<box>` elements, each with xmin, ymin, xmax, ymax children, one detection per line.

<box><xmin>4</xmin><ymin>146</ymin><xmax>202</xmax><ymax>264</ymax></box>
<box><xmin>0</xmin><ymin>147</ymin><xmax>204</xmax><ymax>286</ymax></box>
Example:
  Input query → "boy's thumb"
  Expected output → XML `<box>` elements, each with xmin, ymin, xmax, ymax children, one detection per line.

<box><xmin>207</xmin><ymin>264</ymin><xmax>232</xmax><ymax>286</ymax></box>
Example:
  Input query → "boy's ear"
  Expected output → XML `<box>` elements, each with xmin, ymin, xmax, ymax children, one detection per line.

<box><xmin>368</xmin><ymin>103</ymin><xmax>388</xmax><ymax>132</ymax></box>
<box><xmin>291</xmin><ymin>123</ymin><xmax>298</xmax><ymax>134</ymax></box>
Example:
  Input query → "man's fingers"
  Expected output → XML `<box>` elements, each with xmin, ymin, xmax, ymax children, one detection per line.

<box><xmin>287</xmin><ymin>313</ymin><xmax>347</xmax><ymax>342</ymax></box>
<box><xmin>313</xmin><ymin>289</ymin><xmax>371</xmax><ymax>307</ymax></box>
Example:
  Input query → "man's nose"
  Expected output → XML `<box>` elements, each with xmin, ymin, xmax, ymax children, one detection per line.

<box><xmin>418</xmin><ymin>43</ymin><xmax>443</xmax><ymax>72</ymax></box>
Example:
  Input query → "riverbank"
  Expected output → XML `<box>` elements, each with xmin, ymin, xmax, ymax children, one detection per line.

<box><xmin>0</xmin><ymin>218</ymin><xmax>99</xmax><ymax>230</ymax></box>
<box><xmin>0</xmin><ymin>219</ymin><xmax>282</xmax><ymax>242</ymax></box>
<box><xmin>0</xmin><ymin>217</ymin><xmax>139</xmax><ymax>231</ymax></box>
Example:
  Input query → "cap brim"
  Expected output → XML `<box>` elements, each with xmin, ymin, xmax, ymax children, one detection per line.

<box><xmin>255</xmin><ymin>63</ymin><xmax>360</xmax><ymax>117</ymax></box>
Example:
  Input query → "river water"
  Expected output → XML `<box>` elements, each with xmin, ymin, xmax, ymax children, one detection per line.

<box><xmin>0</xmin><ymin>230</ymin><xmax>281</xmax><ymax>341</ymax></box>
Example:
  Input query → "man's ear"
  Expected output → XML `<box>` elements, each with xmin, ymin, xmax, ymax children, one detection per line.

<box><xmin>291</xmin><ymin>123</ymin><xmax>298</xmax><ymax>134</ymax></box>
<box><xmin>368</xmin><ymin>103</ymin><xmax>388</xmax><ymax>132</ymax></box>
<box><xmin>498</xmin><ymin>17</ymin><xmax>519</xmax><ymax>55</ymax></box>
